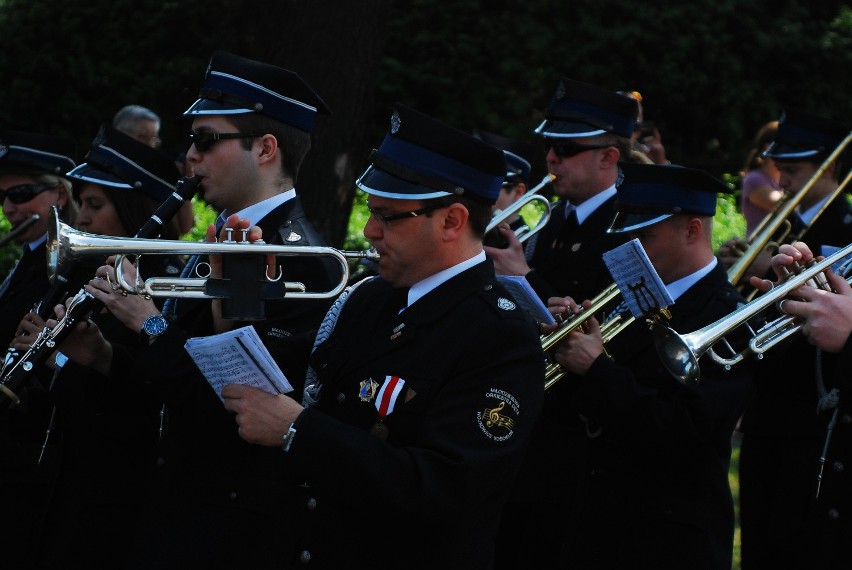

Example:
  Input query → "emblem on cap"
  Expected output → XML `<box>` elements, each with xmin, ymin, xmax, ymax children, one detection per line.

<box><xmin>555</xmin><ymin>79</ymin><xmax>567</xmax><ymax>99</ymax></box>
<box><xmin>285</xmin><ymin>231</ymin><xmax>302</xmax><ymax>242</ymax></box>
<box><xmin>497</xmin><ymin>297</ymin><xmax>516</xmax><ymax>311</ymax></box>
<box><xmin>476</xmin><ymin>388</ymin><xmax>520</xmax><ymax>442</ymax></box>
<box><xmin>390</xmin><ymin>110</ymin><xmax>401</xmax><ymax>134</ymax></box>
<box><xmin>0</xmin><ymin>143</ymin><xmax>7</xmax><ymax>159</ymax></box>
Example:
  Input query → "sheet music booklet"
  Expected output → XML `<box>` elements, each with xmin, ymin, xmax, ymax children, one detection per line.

<box><xmin>602</xmin><ymin>238</ymin><xmax>674</xmax><ymax>318</ymax></box>
<box><xmin>185</xmin><ymin>325</ymin><xmax>293</xmax><ymax>401</ymax></box>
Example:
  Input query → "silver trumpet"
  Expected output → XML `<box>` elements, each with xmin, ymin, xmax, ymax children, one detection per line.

<box><xmin>653</xmin><ymin>242</ymin><xmax>852</xmax><ymax>384</ymax></box>
<box><xmin>485</xmin><ymin>174</ymin><xmax>555</xmax><ymax>244</ymax></box>
<box><xmin>46</xmin><ymin>209</ymin><xmax>379</xmax><ymax>301</ymax></box>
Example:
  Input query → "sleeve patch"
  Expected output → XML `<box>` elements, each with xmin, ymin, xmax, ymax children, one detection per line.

<box><xmin>476</xmin><ymin>388</ymin><xmax>520</xmax><ymax>442</ymax></box>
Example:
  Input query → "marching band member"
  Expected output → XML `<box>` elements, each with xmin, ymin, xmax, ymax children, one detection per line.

<box><xmin>753</xmin><ymin>240</ymin><xmax>852</xmax><ymax>566</ymax></box>
<box><xmin>66</xmin><ymin>52</ymin><xmax>341</xmax><ymax>568</ymax></box>
<box><xmin>737</xmin><ymin>110</ymin><xmax>852</xmax><ymax>569</ymax></box>
<box><xmin>222</xmin><ymin>103</ymin><xmax>545</xmax><ymax>569</ymax></box>
<box><xmin>487</xmin><ymin>78</ymin><xmax>639</xmax><ymax>569</ymax></box>
<box><xmin>11</xmin><ymin>126</ymin><xmax>183</xmax><ymax>569</ymax></box>
<box><xmin>551</xmin><ymin>163</ymin><xmax>755</xmax><ymax>570</ymax></box>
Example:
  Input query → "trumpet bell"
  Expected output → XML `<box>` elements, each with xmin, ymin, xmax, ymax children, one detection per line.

<box><xmin>651</xmin><ymin>321</ymin><xmax>700</xmax><ymax>384</ymax></box>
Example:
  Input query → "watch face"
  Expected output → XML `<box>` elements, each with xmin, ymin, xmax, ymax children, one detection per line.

<box><xmin>144</xmin><ymin>315</ymin><xmax>168</xmax><ymax>336</ymax></box>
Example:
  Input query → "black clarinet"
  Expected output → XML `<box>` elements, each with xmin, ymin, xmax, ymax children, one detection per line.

<box><xmin>0</xmin><ymin>176</ymin><xmax>201</xmax><ymax>409</ymax></box>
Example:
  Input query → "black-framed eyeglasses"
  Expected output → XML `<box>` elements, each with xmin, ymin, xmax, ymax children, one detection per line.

<box><xmin>0</xmin><ymin>183</ymin><xmax>56</xmax><ymax>204</ymax></box>
<box><xmin>189</xmin><ymin>132</ymin><xmax>264</xmax><ymax>153</ymax></box>
<box><xmin>367</xmin><ymin>203</ymin><xmax>447</xmax><ymax>227</ymax></box>
<box><xmin>545</xmin><ymin>139</ymin><xmax>612</xmax><ymax>158</ymax></box>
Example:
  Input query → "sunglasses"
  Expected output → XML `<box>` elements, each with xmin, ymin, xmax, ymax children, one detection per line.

<box><xmin>0</xmin><ymin>183</ymin><xmax>56</xmax><ymax>204</ymax></box>
<box><xmin>189</xmin><ymin>132</ymin><xmax>264</xmax><ymax>153</ymax></box>
<box><xmin>545</xmin><ymin>139</ymin><xmax>612</xmax><ymax>158</ymax></box>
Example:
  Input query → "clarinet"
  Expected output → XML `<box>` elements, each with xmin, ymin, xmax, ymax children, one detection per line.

<box><xmin>0</xmin><ymin>176</ymin><xmax>201</xmax><ymax>409</ymax></box>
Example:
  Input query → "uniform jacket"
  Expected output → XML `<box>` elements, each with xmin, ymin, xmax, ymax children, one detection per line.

<box><xmin>737</xmin><ymin>193</ymin><xmax>852</xmax><ymax>567</ymax></box>
<box><xmin>563</xmin><ymin>263</ymin><xmax>755</xmax><ymax>570</ymax></box>
<box><xmin>280</xmin><ymin>260</ymin><xmax>545</xmax><ymax>569</ymax></box>
<box><xmin>123</xmin><ymin>196</ymin><xmax>339</xmax><ymax>569</ymax></box>
<box><xmin>33</xmin><ymin>255</ymin><xmax>182</xmax><ymax>569</ymax></box>
<box><xmin>801</xmin><ymin>336</ymin><xmax>852</xmax><ymax>566</ymax></box>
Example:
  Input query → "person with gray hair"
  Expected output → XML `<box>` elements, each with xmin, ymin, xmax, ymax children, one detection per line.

<box><xmin>112</xmin><ymin>104</ymin><xmax>161</xmax><ymax>148</ymax></box>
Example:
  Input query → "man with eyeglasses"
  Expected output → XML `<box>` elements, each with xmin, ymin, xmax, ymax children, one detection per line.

<box><xmin>487</xmin><ymin>78</ymin><xmax>641</xmax><ymax>570</ymax></box>
<box><xmin>220</xmin><ymin>102</ymin><xmax>544</xmax><ymax>568</ymax></box>
<box><xmin>90</xmin><ymin>51</ymin><xmax>341</xmax><ymax>568</ymax></box>
<box><xmin>0</xmin><ymin>129</ymin><xmax>79</xmax><ymax>570</ymax></box>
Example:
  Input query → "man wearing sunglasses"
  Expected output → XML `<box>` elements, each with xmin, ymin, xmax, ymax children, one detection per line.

<box><xmin>0</xmin><ymin>129</ymin><xmax>78</xmax><ymax>570</ymax></box>
<box><xmin>488</xmin><ymin>78</ymin><xmax>641</xmax><ymax>570</ymax></box>
<box><xmin>91</xmin><ymin>51</ymin><xmax>341</xmax><ymax>568</ymax></box>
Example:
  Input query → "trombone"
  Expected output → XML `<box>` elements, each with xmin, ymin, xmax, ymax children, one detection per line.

<box><xmin>485</xmin><ymin>174</ymin><xmax>555</xmax><ymax>244</ymax></box>
<box><xmin>728</xmin><ymin>131</ymin><xmax>852</xmax><ymax>298</ymax></box>
<box><xmin>654</xmin><ymin>241</ymin><xmax>852</xmax><ymax>384</ymax></box>
<box><xmin>541</xmin><ymin>283</ymin><xmax>636</xmax><ymax>390</ymax></box>
<box><xmin>46</xmin><ymin>210</ymin><xmax>380</xmax><ymax>301</ymax></box>
<box><xmin>0</xmin><ymin>214</ymin><xmax>39</xmax><ymax>247</ymax></box>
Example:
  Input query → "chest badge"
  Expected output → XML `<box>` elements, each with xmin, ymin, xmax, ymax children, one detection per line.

<box><xmin>359</xmin><ymin>378</ymin><xmax>379</xmax><ymax>402</ymax></box>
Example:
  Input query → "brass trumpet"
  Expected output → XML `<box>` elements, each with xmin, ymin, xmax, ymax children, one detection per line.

<box><xmin>0</xmin><ymin>214</ymin><xmax>39</xmax><ymax>247</ymax></box>
<box><xmin>728</xmin><ymin>131</ymin><xmax>852</xmax><ymax>298</ymax></box>
<box><xmin>654</xmin><ymin>241</ymin><xmax>852</xmax><ymax>384</ymax></box>
<box><xmin>46</xmin><ymin>210</ymin><xmax>380</xmax><ymax>301</ymax></box>
<box><xmin>485</xmin><ymin>174</ymin><xmax>555</xmax><ymax>244</ymax></box>
<box><xmin>541</xmin><ymin>283</ymin><xmax>636</xmax><ymax>390</ymax></box>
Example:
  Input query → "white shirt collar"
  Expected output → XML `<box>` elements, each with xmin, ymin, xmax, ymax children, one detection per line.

<box><xmin>221</xmin><ymin>188</ymin><xmax>296</xmax><ymax>226</ymax></box>
<box><xmin>665</xmin><ymin>257</ymin><xmax>717</xmax><ymax>302</ymax></box>
<box><xmin>574</xmin><ymin>184</ymin><xmax>616</xmax><ymax>225</ymax></box>
<box><xmin>798</xmin><ymin>193</ymin><xmax>833</xmax><ymax>226</ymax></box>
<box><xmin>407</xmin><ymin>251</ymin><xmax>486</xmax><ymax>308</ymax></box>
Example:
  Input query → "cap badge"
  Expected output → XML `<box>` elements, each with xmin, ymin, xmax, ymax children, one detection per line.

<box><xmin>555</xmin><ymin>79</ymin><xmax>567</xmax><ymax>100</ymax></box>
<box><xmin>497</xmin><ymin>297</ymin><xmax>516</xmax><ymax>311</ymax></box>
<box><xmin>285</xmin><ymin>231</ymin><xmax>302</xmax><ymax>242</ymax></box>
<box><xmin>390</xmin><ymin>110</ymin><xmax>401</xmax><ymax>134</ymax></box>
<box><xmin>0</xmin><ymin>143</ymin><xmax>7</xmax><ymax>159</ymax></box>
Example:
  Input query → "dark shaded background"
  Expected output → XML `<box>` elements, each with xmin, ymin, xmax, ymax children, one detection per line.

<box><xmin>0</xmin><ymin>0</ymin><xmax>849</xmax><ymax>246</ymax></box>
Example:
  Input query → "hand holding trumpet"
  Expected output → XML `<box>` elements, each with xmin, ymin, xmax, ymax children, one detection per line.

<box><xmin>750</xmin><ymin>241</ymin><xmax>852</xmax><ymax>352</ymax></box>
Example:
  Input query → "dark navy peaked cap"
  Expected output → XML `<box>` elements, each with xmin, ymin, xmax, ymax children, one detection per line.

<box><xmin>608</xmin><ymin>163</ymin><xmax>734</xmax><ymax>233</ymax></box>
<box><xmin>356</xmin><ymin>103</ymin><xmax>507</xmax><ymax>204</ymax></box>
<box><xmin>0</xmin><ymin>130</ymin><xmax>76</xmax><ymax>175</ymax></box>
<box><xmin>534</xmin><ymin>78</ymin><xmax>640</xmax><ymax>139</ymax></box>
<box><xmin>184</xmin><ymin>51</ymin><xmax>331</xmax><ymax>134</ymax></box>
<box><xmin>764</xmin><ymin>109</ymin><xmax>848</xmax><ymax>162</ymax></box>
<box><xmin>67</xmin><ymin>126</ymin><xmax>180</xmax><ymax>203</ymax></box>
<box><xmin>474</xmin><ymin>130</ymin><xmax>534</xmax><ymax>185</ymax></box>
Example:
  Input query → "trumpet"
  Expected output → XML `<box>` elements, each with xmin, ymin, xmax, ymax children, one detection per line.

<box><xmin>485</xmin><ymin>174</ymin><xmax>555</xmax><ymax>245</ymax></box>
<box><xmin>654</xmin><ymin>241</ymin><xmax>852</xmax><ymax>384</ymax></box>
<box><xmin>728</xmin><ymin>131</ymin><xmax>852</xmax><ymax>299</ymax></box>
<box><xmin>46</xmin><ymin>210</ymin><xmax>380</xmax><ymax>302</ymax></box>
<box><xmin>541</xmin><ymin>283</ymin><xmax>636</xmax><ymax>390</ymax></box>
<box><xmin>0</xmin><ymin>214</ymin><xmax>39</xmax><ymax>247</ymax></box>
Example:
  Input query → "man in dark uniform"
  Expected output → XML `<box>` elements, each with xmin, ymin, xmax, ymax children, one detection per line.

<box><xmin>87</xmin><ymin>51</ymin><xmax>340</xmax><ymax>568</ymax></box>
<box><xmin>487</xmin><ymin>78</ymin><xmax>639</xmax><ymax>569</ymax></box>
<box><xmin>551</xmin><ymin>162</ymin><xmax>755</xmax><ymax>569</ymax></box>
<box><xmin>222</xmin><ymin>103</ymin><xmax>545</xmax><ymax>569</ymax></box>
<box><xmin>737</xmin><ymin>110</ymin><xmax>852</xmax><ymax>569</ymax></box>
<box><xmin>759</xmin><ymin>240</ymin><xmax>852</xmax><ymax>567</ymax></box>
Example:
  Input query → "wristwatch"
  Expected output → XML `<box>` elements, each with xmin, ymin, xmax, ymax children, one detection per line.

<box><xmin>141</xmin><ymin>314</ymin><xmax>169</xmax><ymax>343</ymax></box>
